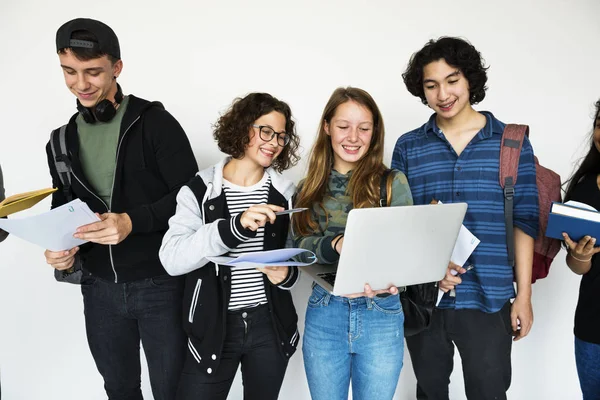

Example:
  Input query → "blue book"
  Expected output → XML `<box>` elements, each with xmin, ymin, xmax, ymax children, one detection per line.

<box><xmin>545</xmin><ymin>201</ymin><xmax>600</xmax><ymax>242</ymax></box>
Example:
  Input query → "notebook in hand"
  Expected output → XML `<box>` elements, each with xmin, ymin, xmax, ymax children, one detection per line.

<box><xmin>546</xmin><ymin>201</ymin><xmax>600</xmax><ymax>243</ymax></box>
<box><xmin>303</xmin><ymin>202</ymin><xmax>468</xmax><ymax>296</ymax></box>
<box><xmin>0</xmin><ymin>188</ymin><xmax>57</xmax><ymax>218</ymax></box>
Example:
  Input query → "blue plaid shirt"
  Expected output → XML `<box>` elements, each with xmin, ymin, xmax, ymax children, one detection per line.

<box><xmin>392</xmin><ymin>111</ymin><xmax>539</xmax><ymax>313</ymax></box>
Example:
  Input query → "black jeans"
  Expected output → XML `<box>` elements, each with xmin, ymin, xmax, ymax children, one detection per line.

<box><xmin>177</xmin><ymin>304</ymin><xmax>289</xmax><ymax>400</ymax></box>
<box><xmin>405</xmin><ymin>301</ymin><xmax>513</xmax><ymax>400</ymax></box>
<box><xmin>81</xmin><ymin>274</ymin><xmax>186</xmax><ymax>400</ymax></box>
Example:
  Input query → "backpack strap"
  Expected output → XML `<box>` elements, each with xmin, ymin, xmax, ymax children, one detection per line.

<box><xmin>380</xmin><ymin>169</ymin><xmax>393</xmax><ymax>207</ymax></box>
<box><xmin>499</xmin><ymin>124</ymin><xmax>529</xmax><ymax>267</ymax></box>
<box><xmin>50</xmin><ymin>125</ymin><xmax>73</xmax><ymax>202</ymax></box>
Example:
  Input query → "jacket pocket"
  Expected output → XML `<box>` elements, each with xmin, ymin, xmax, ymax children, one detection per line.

<box><xmin>189</xmin><ymin>279</ymin><xmax>202</xmax><ymax>323</ymax></box>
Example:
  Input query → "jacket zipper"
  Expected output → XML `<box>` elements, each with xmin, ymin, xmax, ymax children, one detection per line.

<box><xmin>107</xmin><ymin>116</ymin><xmax>141</xmax><ymax>283</ymax></box>
<box><xmin>71</xmin><ymin>116</ymin><xmax>141</xmax><ymax>283</ymax></box>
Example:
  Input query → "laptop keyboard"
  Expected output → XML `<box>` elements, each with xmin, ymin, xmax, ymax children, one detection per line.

<box><xmin>317</xmin><ymin>272</ymin><xmax>337</xmax><ymax>286</ymax></box>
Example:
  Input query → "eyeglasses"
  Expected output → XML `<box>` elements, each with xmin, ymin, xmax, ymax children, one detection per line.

<box><xmin>252</xmin><ymin>124</ymin><xmax>290</xmax><ymax>147</ymax></box>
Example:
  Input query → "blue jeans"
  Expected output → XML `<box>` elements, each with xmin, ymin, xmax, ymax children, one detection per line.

<box><xmin>575</xmin><ymin>336</ymin><xmax>600</xmax><ymax>400</ymax></box>
<box><xmin>303</xmin><ymin>284</ymin><xmax>404</xmax><ymax>400</ymax></box>
<box><xmin>81</xmin><ymin>274</ymin><xmax>187</xmax><ymax>400</ymax></box>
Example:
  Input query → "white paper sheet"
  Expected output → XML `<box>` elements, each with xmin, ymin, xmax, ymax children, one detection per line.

<box><xmin>436</xmin><ymin>223</ymin><xmax>480</xmax><ymax>305</ymax></box>
<box><xmin>206</xmin><ymin>248</ymin><xmax>317</xmax><ymax>269</ymax></box>
<box><xmin>0</xmin><ymin>199</ymin><xmax>101</xmax><ymax>251</ymax></box>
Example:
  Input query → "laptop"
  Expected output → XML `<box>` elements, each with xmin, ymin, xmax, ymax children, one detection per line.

<box><xmin>303</xmin><ymin>203</ymin><xmax>468</xmax><ymax>296</ymax></box>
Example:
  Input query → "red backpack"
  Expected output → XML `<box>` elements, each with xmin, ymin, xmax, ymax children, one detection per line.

<box><xmin>499</xmin><ymin>124</ymin><xmax>562</xmax><ymax>283</ymax></box>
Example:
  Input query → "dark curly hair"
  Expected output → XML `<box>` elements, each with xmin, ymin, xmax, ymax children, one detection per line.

<box><xmin>213</xmin><ymin>93</ymin><xmax>300</xmax><ymax>173</ymax></box>
<box><xmin>403</xmin><ymin>36</ymin><xmax>489</xmax><ymax>105</ymax></box>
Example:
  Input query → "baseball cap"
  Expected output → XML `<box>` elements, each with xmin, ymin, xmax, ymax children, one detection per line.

<box><xmin>56</xmin><ymin>18</ymin><xmax>120</xmax><ymax>59</ymax></box>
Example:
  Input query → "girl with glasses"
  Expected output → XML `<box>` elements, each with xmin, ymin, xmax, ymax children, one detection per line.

<box><xmin>159</xmin><ymin>92</ymin><xmax>301</xmax><ymax>400</ymax></box>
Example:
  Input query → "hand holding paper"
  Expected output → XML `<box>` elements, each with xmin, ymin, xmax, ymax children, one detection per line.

<box><xmin>436</xmin><ymin>225</ymin><xmax>480</xmax><ymax>305</ymax></box>
<box><xmin>45</xmin><ymin>247</ymin><xmax>80</xmax><ymax>271</ymax></box>
<box><xmin>256</xmin><ymin>266</ymin><xmax>290</xmax><ymax>284</ymax></box>
<box><xmin>431</xmin><ymin>200</ymin><xmax>480</xmax><ymax>305</ymax></box>
<box><xmin>74</xmin><ymin>212</ymin><xmax>133</xmax><ymax>245</ymax></box>
<box><xmin>0</xmin><ymin>199</ymin><xmax>101</xmax><ymax>251</ymax></box>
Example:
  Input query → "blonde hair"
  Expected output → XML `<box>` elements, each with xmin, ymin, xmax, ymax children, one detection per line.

<box><xmin>293</xmin><ymin>87</ymin><xmax>389</xmax><ymax>235</ymax></box>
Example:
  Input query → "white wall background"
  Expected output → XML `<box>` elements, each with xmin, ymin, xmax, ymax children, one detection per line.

<box><xmin>1</xmin><ymin>0</ymin><xmax>599</xmax><ymax>399</ymax></box>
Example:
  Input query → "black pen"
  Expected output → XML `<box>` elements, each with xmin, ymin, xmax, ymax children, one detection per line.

<box><xmin>449</xmin><ymin>265</ymin><xmax>475</xmax><ymax>297</ymax></box>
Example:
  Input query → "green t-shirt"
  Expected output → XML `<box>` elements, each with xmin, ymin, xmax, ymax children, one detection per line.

<box><xmin>76</xmin><ymin>96</ymin><xmax>130</xmax><ymax>206</ymax></box>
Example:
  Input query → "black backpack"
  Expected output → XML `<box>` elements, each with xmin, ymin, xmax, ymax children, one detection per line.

<box><xmin>49</xmin><ymin>124</ymin><xmax>84</xmax><ymax>284</ymax></box>
<box><xmin>380</xmin><ymin>169</ymin><xmax>438</xmax><ymax>337</ymax></box>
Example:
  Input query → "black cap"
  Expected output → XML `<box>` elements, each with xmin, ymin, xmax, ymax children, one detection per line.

<box><xmin>56</xmin><ymin>18</ymin><xmax>120</xmax><ymax>59</ymax></box>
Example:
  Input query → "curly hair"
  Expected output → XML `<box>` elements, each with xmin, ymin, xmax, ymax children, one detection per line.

<box><xmin>403</xmin><ymin>36</ymin><xmax>489</xmax><ymax>105</ymax></box>
<box><xmin>213</xmin><ymin>93</ymin><xmax>300</xmax><ymax>173</ymax></box>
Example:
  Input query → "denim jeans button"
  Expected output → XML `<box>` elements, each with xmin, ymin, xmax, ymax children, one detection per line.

<box><xmin>211</xmin><ymin>354</ymin><xmax>217</xmax><ymax>360</ymax></box>
<box><xmin>207</xmin><ymin>368</ymin><xmax>212</xmax><ymax>374</ymax></box>
<box><xmin>242</xmin><ymin>312</ymin><xmax>248</xmax><ymax>318</ymax></box>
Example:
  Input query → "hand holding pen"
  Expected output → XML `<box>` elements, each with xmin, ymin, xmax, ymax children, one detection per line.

<box><xmin>449</xmin><ymin>264</ymin><xmax>474</xmax><ymax>297</ymax></box>
<box><xmin>439</xmin><ymin>262</ymin><xmax>474</xmax><ymax>295</ymax></box>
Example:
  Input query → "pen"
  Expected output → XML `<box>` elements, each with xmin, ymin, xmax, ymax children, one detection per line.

<box><xmin>449</xmin><ymin>264</ymin><xmax>474</xmax><ymax>297</ymax></box>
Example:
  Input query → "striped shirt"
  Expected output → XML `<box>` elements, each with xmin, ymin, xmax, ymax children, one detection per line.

<box><xmin>392</xmin><ymin>111</ymin><xmax>539</xmax><ymax>313</ymax></box>
<box><xmin>223</xmin><ymin>174</ymin><xmax>270</xmax><ymax>310</ymax></box>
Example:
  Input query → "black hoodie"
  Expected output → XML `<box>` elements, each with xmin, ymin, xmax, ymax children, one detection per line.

<box><xmin>45</xmin><ymin>95</ymin><xmax>198</xmax><ymax>282</ymax></box>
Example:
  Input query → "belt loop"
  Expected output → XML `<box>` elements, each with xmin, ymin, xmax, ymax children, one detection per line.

<box><xmin>366</xmin><ymin>296</ymin><xmax>373</xmax><ymax>310</ymax></box>
<box><xmin>323</xmin><ymin>292</ymin><xmax>332</xmax><ymax>306</ymax></box>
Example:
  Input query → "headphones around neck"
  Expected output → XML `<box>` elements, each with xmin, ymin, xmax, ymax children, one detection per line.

<box><xmin>76</xmin><ymin>83</ymin><xmax>124</xmax><ymax>123</ymax></box>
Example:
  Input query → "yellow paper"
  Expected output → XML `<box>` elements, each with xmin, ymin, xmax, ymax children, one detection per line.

<box><xmin>0</xmin><ymin>188</ymin><xmax>57</xmax><ymax>217</ymax></box>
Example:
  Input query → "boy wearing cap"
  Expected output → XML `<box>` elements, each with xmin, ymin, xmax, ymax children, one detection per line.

<box><xmin>44</xmin><ymin>18</ymin><xmax>198</xmax><ymax>400</ymax></box>
<box><xmin>392</xmin><ymin>37</ymin><xmax>539</xmax><ymax>400</ymax></box>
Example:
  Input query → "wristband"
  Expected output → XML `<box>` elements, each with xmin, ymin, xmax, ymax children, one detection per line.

<box><xmin>332</xmin><ymin>234</ymin><xmax>344</xmax><ymax>254</ymax></box>
<box><xmin>569</xmin><ymin>252</ymin><xmax>592</xmax><ymax>263</ymax></box>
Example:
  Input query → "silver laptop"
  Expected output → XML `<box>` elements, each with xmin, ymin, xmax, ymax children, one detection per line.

<box><xmin>303</xmin><ymin>203</ymin><xmax>468</xmax><ymax>296</ymax></box>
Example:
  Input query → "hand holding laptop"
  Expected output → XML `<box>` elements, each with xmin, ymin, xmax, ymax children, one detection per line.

<box><xmin>341</xmin><ymin>282</ymin><xmax>399</xmax><ymax>299</ymax></box>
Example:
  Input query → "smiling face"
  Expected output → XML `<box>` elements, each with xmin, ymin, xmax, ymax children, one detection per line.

<box><xmin>325</xmin><ymin>100</ymin><xmax>374</xmax><ymax>174</ymax></box>
<box><xmin>422</xmin><ymin>58</ymin><xmax>472</xmax><ymax>121</ymax></box>
<box><xmin>59</xmin><ymin>49</ymin><xmax>122</xmax><ymax>107</ymax></box>
<box><xmin>244</xmin><ymin>111</ymin><xmax>286</xmax><ymax>168</ymax></box>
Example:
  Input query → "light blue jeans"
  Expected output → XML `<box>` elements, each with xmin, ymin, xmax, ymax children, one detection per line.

<box><xmin>575</xmin><ymin>336</ymin><xmax>600</xmax><ymax>400</ymax></box>
<box><xmin>303</xmin><ymin>284</ymin><xmax>404</xmax><ymax>400</ymax></box>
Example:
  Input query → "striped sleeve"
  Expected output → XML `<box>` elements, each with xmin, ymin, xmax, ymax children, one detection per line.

<box><xmin>274</xmin><ymin>266</ymin><xmax>300</xmax><ymax>290</ymax></box>
<box><xmin>513</xmin><ymin>136</ymin><xmax>539</xmax><ymax>239</ymax></box>
<box><xmin>391</xmin><ymin>137</ymin><xmax>408</xmax><ymax>176</ymax></box>
<box><xmin>217</xmin><ymin>214</ymin><xmax>257</xmax><ymax>248</ymax></box>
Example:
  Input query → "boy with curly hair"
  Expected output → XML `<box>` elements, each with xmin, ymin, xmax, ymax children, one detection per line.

<box><xmin>392</xmin><ymin>37</ymin><xmax>539</xmax><ymax>400</ymax></box>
